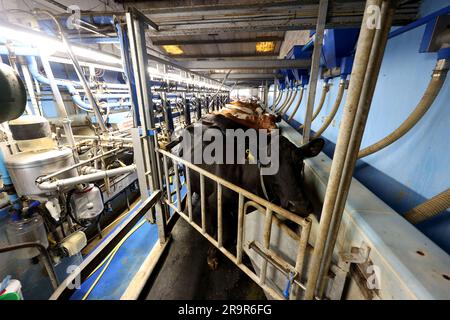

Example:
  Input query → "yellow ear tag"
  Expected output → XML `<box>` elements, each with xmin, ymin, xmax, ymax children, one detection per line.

<box><xmin>246</xmin><ymin>149</ymin><xmax>255</xmax><ymax>162</ymax></box>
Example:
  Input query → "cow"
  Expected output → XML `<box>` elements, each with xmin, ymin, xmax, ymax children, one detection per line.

<box><xmin>172</xmin><ymin>113</ymin><xmax>324</xmax><ymax>269</ymax></box>
<box><xmin>217</xmin><ymin>100</ymin><xmax>281</xmax><ymax>130</ymax></box>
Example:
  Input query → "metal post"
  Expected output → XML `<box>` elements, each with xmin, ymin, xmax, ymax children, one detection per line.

<box><xmin>173</xmin><ymin>160</ymin><xmax>181</xmax><ymax>211</ymax></box>
<box><xmin>302</xmin><ymin>0</ymin><xmax>329</xmax><ymax>144</ymax></box>
<box><xmin>316</xmin><ymin>0</ymin><xmax>396</xmax><ymax>298</ymax></box>
<box><xmin>217</xmin><ymin>183</ymin><xmax>223</xmax><ymax>247</ymax></box>
<box><xmin>186</xmin><ymin>167</ymin><xmax>193</xmax><ymax>222</ymax></box>
<box><xmin>205</xmin><ymin>95</ymin><xmax>210</xmax><ymax>113</ymax></box>
<box><xmin>200</xmin><ymin>174</ymin><xmax>206</xmax><ymax>233</ymax></box>
<box><xmin>130</xmin><ymin>128</ymin><xmax>150</xmax><ymax>201</ymax></box>
<box><xmin>184</xmin><ymin>93</ymin><xmax>191</xmax><ymax>125</ymax></box>
<box><xmin>127</xmin><ymin>11</ymin><xmax>167</xmax><ymax>242</ymax></box>
<box><xmin>290</xmin><ymin>219</ymin><xmax>311</xmax><ymax>299</ymax></box>
<box><xmin>163</xmin><ymin>155</ymin><xmax>171</xmax><ymax>204</ymax></box>
<box><xmin>196</xmin><ymin>96</ymin><xmax>202</xmax><ymax>119</ymax></box>
<box><xmin>264</xmin><ymin>80</ymin><xmax>269</xmax><ymax>110</ymax></box>
<box><xmin>304</xmin><ymin>0</ymin><xmax>383</xmax><ymax>300</ymax></box>
<box><xmin>236</xmin><ymin>194</ymin><xmax>245</xmax><ymax>264</ymax></box>
<box><xmin>260</xmin><ymin>207</ymin><xmax>273</xmax><ymax>284</ymax></box>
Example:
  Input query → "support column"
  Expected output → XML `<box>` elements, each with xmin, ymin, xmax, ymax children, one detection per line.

<box><xmin>302</xmin><ymin>0</ymin><xmax>329</xmax><ymax>144</ymax></box>
<box><xmin>304</xmin><ymin>0</ymin><xmax>387</xmax><ymax>299</ymax></box>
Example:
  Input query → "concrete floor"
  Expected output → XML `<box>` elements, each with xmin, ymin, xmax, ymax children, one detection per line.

<box><xmin>141</xmin><ymin>217</ymin><xmax>266</xmax><ymax>300</ymax></box>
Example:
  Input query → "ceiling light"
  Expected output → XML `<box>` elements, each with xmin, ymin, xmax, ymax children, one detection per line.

<box><xmin>256</xmin><ymin>41</ymin><xmax>275</xmax><ymax>53</ymax></box>
<box><xmin>163</xmin><ymin>45</ymin><xmax>183</xmax><ymax>55</ymax></box>
<box><xmin>0</xmin><ymin>22</ymin><xmax>122</xmax><ymax>65</ymax></box>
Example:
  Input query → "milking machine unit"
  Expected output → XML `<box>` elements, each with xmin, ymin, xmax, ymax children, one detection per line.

<box><xmin>0</xmin><ymin>52</ymin><xmax>132</xmax><ymax>297</ymax></box>
<box><xmin>0</xmin><ymin>61</ymin><xmax>105</xmax><ymax>262</ymax></box>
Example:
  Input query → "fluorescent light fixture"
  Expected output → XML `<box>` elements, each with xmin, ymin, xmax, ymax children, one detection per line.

<box><xmin>256</xmin><ymin>41</ymin><xmax>275</xmax><ymax>53</ymax></box>
<box><xmin>148</xmin><ymin>66</ymin><xmax>220</xmax><ymax>90</ymax></box>
<box><xmin>0</xmin><ymin>22</ymin><xmax>122</xmax><ymax>65</ymax></box>
<box><xmin>162</xmin><ymin>45</ymin><xmax>183</xmax><ymax>55</ymax></box>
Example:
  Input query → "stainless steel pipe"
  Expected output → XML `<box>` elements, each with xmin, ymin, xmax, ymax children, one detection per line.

<box><xmin>38</xmin><ymin>165</ymin><xmax>136</xmax><ymax>191</ymax></box>
<box><xmin>304</xmin><ymin>0</ymin><xmax>385</xmax><ymax>300</ymax></box>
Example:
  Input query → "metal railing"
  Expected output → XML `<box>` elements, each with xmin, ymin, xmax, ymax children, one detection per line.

<box><xmin>157</xmin><ymin>148</ymin><xmax>312</xmax><ymax>300</ymax></box>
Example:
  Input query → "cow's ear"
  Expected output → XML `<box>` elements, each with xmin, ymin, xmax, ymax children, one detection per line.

<box><xmin>298</xmin><ymin>138</ymin><xmax>324</xmax><ymax>158</ymax></box>
<box><xmin>274</xmin><ymin>114</ymin><xmax>282</xmax><ymax>123</ymax></box>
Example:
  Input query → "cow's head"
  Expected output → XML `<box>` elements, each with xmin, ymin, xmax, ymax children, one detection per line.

<box><xmin>265</xmin><ymin>136</ymin><xmax>324</xmax><ymax>217</ymax></box>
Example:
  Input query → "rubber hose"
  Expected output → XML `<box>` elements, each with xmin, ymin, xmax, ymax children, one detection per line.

<box><xmin>274</xmin><ymin>90</ymin><xmax>288</xmax><ymax>112</ymax></box>
<box><xmin>280</xmin><ymin>89</ymin><xmax>298</xmax><ymax>115</ymax></box>
<box><xmin>276</xmin><ymin>89</ymin><xmax>293</xmax><ymax>113</ymax></box>
<box><xmin>404</xmin><ymin>188</ymin><xmax>450</xmax><ymax>224</ymax></box>
<box><xmin>287</xmin><ymin>86</ymin><xmax>304</xmax><ymax>121</ymax></box>
<box><xmin>269</xmin><ymin>89</ymin><xmax>282</xmax><ymax>110</ymax></box>
<box><xmin>314</xmin><ymin>80</ymin><xmax>346</xmax><ymax>137</ymax></box>
<box><xmin>271</xmin><ymin>87</ymin><xmax>283</xmax><ymax>110</ymax></box>
<box><xmin>358</xmin><ymin>60</ymin><xmax>449</xmax><ymax>158</ymax></box>
<box><xmin>299</xmin><ymin>83</ymin><xmax>330</xmax><ymax>129</ymax></box>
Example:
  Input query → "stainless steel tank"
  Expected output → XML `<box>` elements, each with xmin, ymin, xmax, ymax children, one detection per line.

<box><xmin>5</xmin><ymin>148</ymin><xmax>78</xmax><ymax>197</ymax></box>
<box><xmin>8</xmin><ymin>115</ymin><xmax>56</xmax><ymax>152</ymax></box>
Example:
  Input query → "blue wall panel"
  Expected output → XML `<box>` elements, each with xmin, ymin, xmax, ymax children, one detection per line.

<box><xmin>272</xmin><ymin>0</ymin><xmax>450</xmax><ymax>253</ymax></box>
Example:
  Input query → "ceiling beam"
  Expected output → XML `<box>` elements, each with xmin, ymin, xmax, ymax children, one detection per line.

<box><xmin>121</xmin><ymin>0</ymin><xmax>317</xmax><ymax>14</ymax></box>
<box><xmin>172</xmin><ymin>53</ymin><xmax>278</xmax><ymax>59</ymax></box>
<box><xmin>209</xmin><ymin>73</ymin><xmax>282</xmax><ymax>80</ymax></box>
<box><xmin>179</xmin><ymin>59</ymin><xmax>310</xmax><ymax>70</ymax></box>
<box><xmin>152</xmin><ymin>36</ymin><xmax>284</xmax><ymax>46</ymax></box>
<box><xmin>147</xmin><ymin>13</ymin><xmax>416</xmax><ymax>36</ymax></box>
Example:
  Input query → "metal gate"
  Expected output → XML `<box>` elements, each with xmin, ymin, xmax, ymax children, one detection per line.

<box><xmin>124</xmin><ymin>0</ymin><xmax>397</xmax><ymax>301</ymax></box>
<box><xmin>157</xmin><ymin>148</ymin><xmax>312</xmax><ymax>300</ymax></box>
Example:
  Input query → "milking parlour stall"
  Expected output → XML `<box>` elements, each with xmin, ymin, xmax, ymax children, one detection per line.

<box><xmin>0</xmin><ymin>0</ymin><xmax>449</xmax><ymax>315</ymax></box>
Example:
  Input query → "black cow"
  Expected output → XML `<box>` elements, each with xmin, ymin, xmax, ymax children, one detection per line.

<box><xmin>172</xmin><ymin>114</ymin><xmax>324</xmax><ymax>268</ymax></box>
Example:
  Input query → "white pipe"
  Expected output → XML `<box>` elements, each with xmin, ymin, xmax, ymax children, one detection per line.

<box><xmin>37</xmin><ymin>165</ymin><xmax>136</xmax><ymax>191</ymax></box>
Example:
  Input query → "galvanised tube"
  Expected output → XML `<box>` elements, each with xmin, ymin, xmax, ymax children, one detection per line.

<box><xmin>287</xmin><ymin>86</ymin><xmax>305</xmax><ymax>121</ymax></box>
<box><xmin>358</xmin><ymin>59</ymin><xmax>449</xmax><ymax>159</ymax></box>
<box><xmin>37</xmin><ymin>165</ymin><xmax>136</xmax><ymax>191</ymax></box>
<box><xmin>314</xmin><ymin>79</ymin><xmax>347</xmax><ymax>137</ymax></box>
<box><xmin>404</xmin><ymin>188</ymin><xmax>450</xmax><ymax>224</ymax></box>
<box><xmin>298</xmin><ymin>82</ymin><xmax>330</xmax><ymax>130</ymax></box>
<box><xmin>303</xmin><ymin>0</ymin><xmax>383</xmax><ymax>300</ymax></box>
<box><xmin>315</xmin><ymin>0</ymin><xmax>395</xmax><ymax>299</ymax></box>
